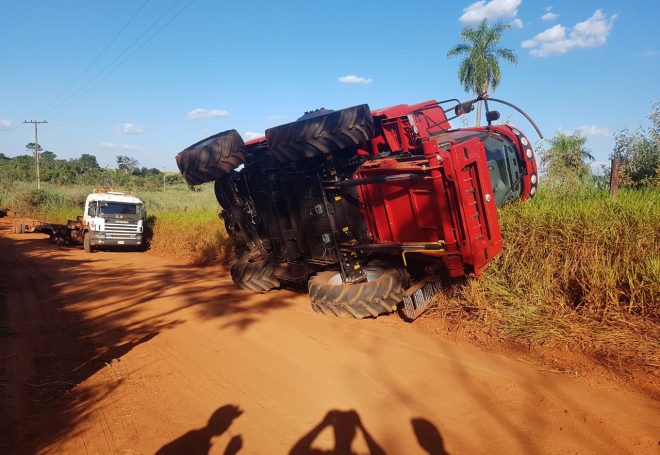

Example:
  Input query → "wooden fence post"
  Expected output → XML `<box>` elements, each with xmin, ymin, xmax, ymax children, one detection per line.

<box><xmin>609</xmin><ymin>158</ymin><xmax>619</xmax><ymax>199</ymax></box>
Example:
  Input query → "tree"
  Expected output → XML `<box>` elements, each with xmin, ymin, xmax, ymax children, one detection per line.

<box><xmin>25</xmin><ymin>142</ymin><xmax>43</xmax><ymax>154</ymax></box>
<box><xmin>611</xmin><ymin>102</ymin><xmax>660</xmax><ymax>187</ymax></box>
<box><xmin>78</xmin><ymin>153</ymin><xmax>100</xmax><ymax>170</ymax></box>
<box><xmin>542</xmin><ymin>131</ymin><xmax>594</xmax><ymax>186</ymax></box>
<box><xmin>40</xmin><ymin>151</ymin><xmax>57</xmax><ymax>162</ymax></box>
<box><xmin>447</xmin><ymin>19</ymin><xmax>518</xmax><ymax>126</ymax></box>
<box><xmin>117</xmin><ymin>155</ymin><xmax>139</xmax><ymax>174</ymax></box>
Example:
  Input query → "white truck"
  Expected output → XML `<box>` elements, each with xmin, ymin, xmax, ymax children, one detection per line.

<box><xmin>78</xmin><ymin>190</ymin><xmax>146</xmax><ymax>252</ymax></box>
<box><xmin>15</xmin><ymin>189</ymin><xmax>146</xmax><ymax>253</ymax></box>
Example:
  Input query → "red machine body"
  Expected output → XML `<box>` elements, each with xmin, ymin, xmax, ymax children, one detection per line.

<box><xmin>353</xmin><ymin>99</ymin><xmax>537</xmax><ymax>277</ymax></box>
<box><xmin>355</xmin><ymin>140</ymin><xmax>503</xmax><ymax>276</ymax></box>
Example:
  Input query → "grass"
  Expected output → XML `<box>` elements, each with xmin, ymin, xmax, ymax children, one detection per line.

<box><xmin>147</xmin><ymin>210</ymin><xmax>234</xmax><ymax>264</ymax></box>
<box><xmin>430</xmin><ymin>187</ymin><xmax>660</xmax><ymax>368</ymax></box>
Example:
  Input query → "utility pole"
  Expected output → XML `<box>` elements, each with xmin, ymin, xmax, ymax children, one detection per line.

<box><xmin>162</xmin><ymin>167</ymin><xmax>166</xmax><ymax>192</ymax></box>
<box><xmin>23</xmin><ymin>120</ymin><xmax>48</xmax><ymax>190</ymax></box>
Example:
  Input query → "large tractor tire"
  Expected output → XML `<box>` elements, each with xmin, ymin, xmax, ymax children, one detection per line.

<box><xmin>265</xmin><ymin>104</ymin><xmax>375</xmax><ymax>162</ymax></box>
<box><xmin>230</xmin><ymin>257</ymin><xmax>280</xmax><ymax>292</ymax></box>
<box><xmin>176</xmin><ymin>129</ymin><xmax>246</xmax><ymax>186</ymax></box>
<box><xmin>308</xmin><ymin>266</ymin><xmax>409</xmax><ymax>319</ymax></box>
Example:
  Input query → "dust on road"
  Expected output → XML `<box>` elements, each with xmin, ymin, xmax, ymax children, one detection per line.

<box><xmin>0</xmin><ymin>219</ymin><xmax>657</xmax><ymax>454</ymax></box>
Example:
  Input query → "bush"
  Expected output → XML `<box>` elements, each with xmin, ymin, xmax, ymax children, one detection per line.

<box><xmin>14</xmin><ymin>189</ymin><xmax>59</xmax><ymax>213</ymax></box>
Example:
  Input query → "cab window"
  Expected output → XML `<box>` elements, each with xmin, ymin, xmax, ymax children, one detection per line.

<box><xmin>483</xmin><ymin>135</ymin><xmax>524</xmax><ymax>206</ymax></box>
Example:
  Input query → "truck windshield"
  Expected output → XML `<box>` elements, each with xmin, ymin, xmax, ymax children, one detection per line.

<box><xmin>99</xmin><ymin>203</ymin><xmax>138</xmax><ymax>215</ymax></box>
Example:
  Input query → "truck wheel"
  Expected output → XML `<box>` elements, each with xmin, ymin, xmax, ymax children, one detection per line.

<box><xmin>176</xmin><ymin>129</ymin><xmax>246</xmax><ymax>186</ymax></box>
<box><xmin>308</xmin><ymin>266</ymin><xmax>409</xmax><ymax>319</ymax></box>
<box><xmin>230</xmin><ymin>258</ymin><xmax>280</xmax><ymax>292</ymax></box>
<box><xmin>265</xmin><ymin>104</ymin><xmax>375</xmax><ymax>162</ymax></box>
<box><xmin>83</xmin><ymin>232</ymin><xmax>93</xmax><ymax>253</ymax></box>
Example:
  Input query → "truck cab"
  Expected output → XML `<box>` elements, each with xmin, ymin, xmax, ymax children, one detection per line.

<box><xmin>83</xmin><ymin>190</ymin><xmax>145</xmax><ymax>251</ymax></box>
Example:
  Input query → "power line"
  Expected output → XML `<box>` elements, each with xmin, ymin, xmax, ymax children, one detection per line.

<box><xmin>37</xmin><ymin>0</ymin><xmax>152</xmax><ymax>117</ymax></box>
<box><xmin>46</xmin><ymin>0</ymin><xmax>195</xmax><ymax>119</ymax></box>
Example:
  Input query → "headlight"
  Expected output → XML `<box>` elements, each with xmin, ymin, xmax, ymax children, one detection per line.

<box><xmin>530</xmin><ymin>174</ymin><xmax>537</xmax><ymax>185</ymax></box>
<box><xmin>530</xmin><ymin>186</ymin><xmax>537</xmax><ymax>196</ymax></box>
<box><xmin>138</xmin><ymin>225</ymin><xmax>143</xmax><ymax>233</ymax></box>
<box><xmin>520</xmin><ymin>137</ymin><xmax>529</xmax><ymax>146</ymax></box>
<box><xmin>526</xmin><ymin>148</ymin><xmax>533</xmax><ymax>159</ymax></box>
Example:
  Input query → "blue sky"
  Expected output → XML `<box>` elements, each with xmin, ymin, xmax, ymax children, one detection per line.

<box><xmin>1</xmin><ymin>0</ymin><xmax>658</xmax><ymax>170</ymax></box>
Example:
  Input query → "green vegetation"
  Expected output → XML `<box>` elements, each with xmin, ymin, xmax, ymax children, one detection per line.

<box><xmin>612</xmin><ymin>101</ymin><xmax>660</xmax><ymax>187</ymax></box>
<box><xmin>447</xmin><ymin>18</ymin><xmax>518</xmax><ymax>125</ymax></box>
<box><xmin>0</xmin><ymin>149</ymin><xmax>184</xmax><ymax>189</ymax></box>
<box><xmin>433</xmin><ymin>188</ymin><xmax>659</xmax><ymax>367</ymax></box>
<box><xmin>541</xmin><ymin>131</ymin><xmax>594</xmax><ymax>187</ymax></box>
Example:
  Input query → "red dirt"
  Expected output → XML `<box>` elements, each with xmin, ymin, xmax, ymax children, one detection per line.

<box><xmin>0</xmin><ymin>219</ymin><xmax>658</xmax><ymax>454</ymax></box>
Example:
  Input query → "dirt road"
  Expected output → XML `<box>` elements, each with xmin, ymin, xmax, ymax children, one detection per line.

<box><xmin>0</xmin><ymin>219</ymin><xmax>657</xmax><ymax>454</ymax></box>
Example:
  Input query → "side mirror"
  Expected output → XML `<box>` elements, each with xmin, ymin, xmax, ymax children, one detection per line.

<box><xmin>486</xmin><ymin>110</ymin><xmax>501</xmax><ymax>123</ymax></box>
<box><xmin>454</xmin><ymin>102</ymin><xmax>474</xmax><ymax>116</ymax></box>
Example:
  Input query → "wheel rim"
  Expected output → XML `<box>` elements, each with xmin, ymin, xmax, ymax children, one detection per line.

<box><xmin>327</xmin><ymin>266</ymin><xmax>384</xmax><ymax>286</ymax></box>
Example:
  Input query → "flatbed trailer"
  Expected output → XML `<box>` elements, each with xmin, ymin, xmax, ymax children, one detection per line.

<box><xmin>13</xmin><ymin>214</ymin><xmax>90</xmax><ymax>246</ymax></box>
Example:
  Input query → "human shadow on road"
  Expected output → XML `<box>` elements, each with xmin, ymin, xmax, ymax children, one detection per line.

<box><xmin>411</xmin><ymin>418</ymin><xmax>450</xmax><ymax>455</ymax></box>
<box><xmin>289</xmin><ymin>409</ymin><xmax>386</xmax><ymax>455</ymax></box>
<box><xmin>156</xmin><ymin>404</ymin><xmax>243</xmax><ymax>455</ymax></box>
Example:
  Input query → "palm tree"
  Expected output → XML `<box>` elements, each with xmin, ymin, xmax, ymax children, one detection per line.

<box><xmin>447</xmin><ymin>19</ymin><xmax>518</xmax><ymax>126</ymax></box>
<box><xmin>543</xmin><ymin>131</ymin><xmax>594</xmax><ymax>184</ymax></box>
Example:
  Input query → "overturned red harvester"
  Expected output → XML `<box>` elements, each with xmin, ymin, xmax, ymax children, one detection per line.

<box><xmin>176</xmin><ymin>95</ymin><xmax>542</xmax><ymax>320</ymax></box>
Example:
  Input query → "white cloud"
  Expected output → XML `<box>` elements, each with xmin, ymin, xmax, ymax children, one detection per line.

<box><xmin>576</xmin><ymin>124</ymin><xmax>611</xmax><ymax>138</ymax></box>
<box><xmin>460</xmin><ymin>0</ymin><xmax>522</xmax><ymax>24</ymax></box>
<box><xmin>244</xmin><ymin>131</ymin><xmax>264</xmax><ymax>140</ymax></box>
<box><xmin>541</xmin><ymin>6</ymin><xmax>558</xmax><ymax>21</ymax></box>
<box><xmin>187</xmin><ymin>108</ymin><xmax>230</xmax><ymax>119</ymax></box>
<box><xmin>0</xmin><ymin>118</ymin><xmax>14</xmax><ymax>131</ymax></box>
<box><xmin>523</xmin><ymin>9</ymin><xmax>617</xmax><ymax>57</ymax></box>
<box><xmin>115</xmin><ymin>122</ymin><xmax>143</xmax><ymax>134</ymax></box>
<box><xmin>99</xmin><ymin>142</ymin><xmax>143</xmax><ymax>151</ymax></box>
<box><xmin>338</xmin><ymin>75</ymin><xmax>373</xmax><ymax>85</ymax></box>
<box><xmin>522</xmin><ymin>24</ymin><xmax>565</xmax><ymax>48</ymax></box>
<box><xmin>511</xmin><ymin>18</ymin><xmax>523</xmax><ymax>28</ymax></box>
